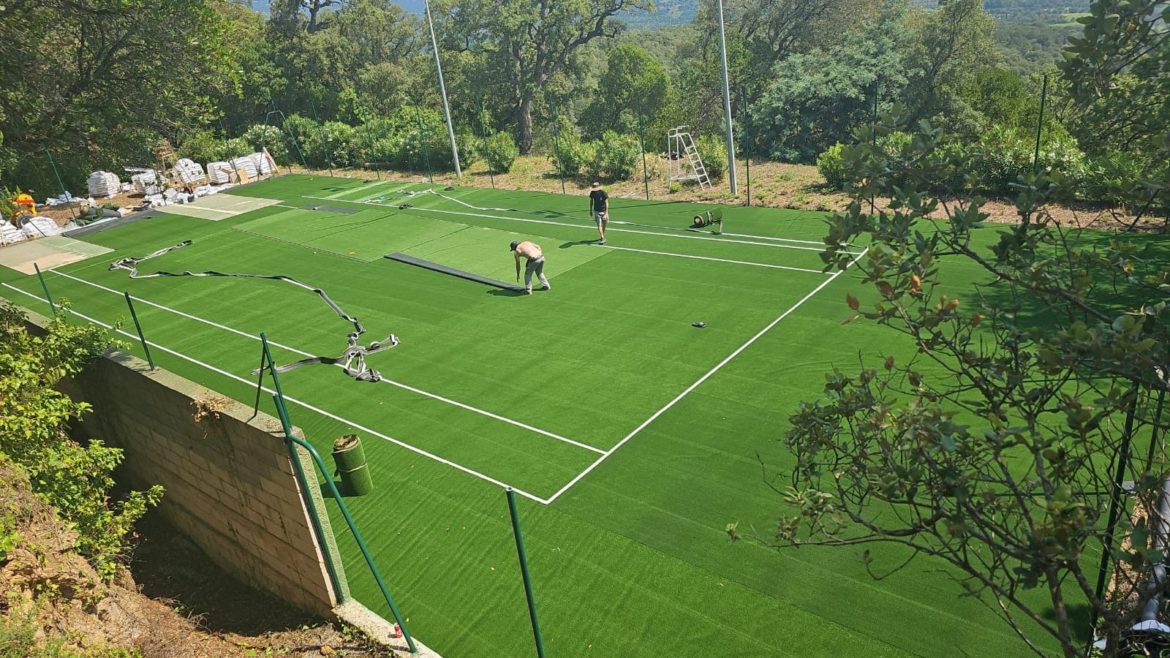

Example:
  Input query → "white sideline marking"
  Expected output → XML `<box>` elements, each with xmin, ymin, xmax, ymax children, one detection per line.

<box><xmin>0</xmin><ymin>281</ymin><xmax>552</xmax><ymax>504</ymax></box>
<box><xmin>303</xmin><ymin>195</ymin><xmax>859</xmax><ymax>255</ymax></box>
<box><xmin>542</xmin><ymin>247</ymin><xmax>871</xmax><ymax>504</ymax></box>
<box><xmin>594</xmin><ymin>244</ymin><xmax>827</xmax><ymax>274</ymax></box>
<box><xmin>50</xmin><ymin>270</ymin><xmax>603</xmax><ymax>455</ymax></box>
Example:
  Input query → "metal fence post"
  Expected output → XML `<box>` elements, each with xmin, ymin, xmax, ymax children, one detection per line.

<box><xmin>123</xmin><ymin>292</ymin><xmax>155</xmax><ymax>369</ymax></box>
<box><xmin>507</xmin><ymin>488</ymin><xmax>546</xmax><ymax>658</ymax></box>
<box><xmin>33</xmin><ymin>263</ymin><xmax>56</xmax><ymax>318</ymax></box>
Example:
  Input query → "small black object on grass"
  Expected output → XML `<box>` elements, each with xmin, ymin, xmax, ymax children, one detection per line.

<box><xmin>692</xmin><ymin>321</ymin><xmax>707</xmax><ymax>328</ymax></box>
<box><xmin>398</xmin><ymin>203</ymin><xmax>413</xmax><ymax>209</ymax></box>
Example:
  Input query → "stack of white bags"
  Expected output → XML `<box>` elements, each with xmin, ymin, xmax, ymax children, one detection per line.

<box><xmin>0</xmin><ymin>222</ymin><xmax>26</xmax><ymax>245</ymax></box>
<box><xmin>86</xmin><ymin>171</ymin><xmax>121</xmax><ymax>198</ymax></box>
<box><xmin>21</xmin><ymin>216</ymin><xmax>62</xmax><ymax>239</ymax></box>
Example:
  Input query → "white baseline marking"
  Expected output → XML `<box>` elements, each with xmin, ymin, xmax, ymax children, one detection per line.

<box><xmin>50</xmin><ymin>270</ymin><xmax>602</xmax><ymax>455</ymax></box>
<box><xmin>594</xmin><ymin>244</ymin><xmax>827</xmax><ymax>274</ymax></box>
<box><xmin>303</xmin><ymin>194</ymin><xmax>859</xmax><ymax>255</ymax></box>
<box><xmin>0</xmin><ymin>281</ymin><xmax>552</xmax><ymax>504</ymax></box>
<box><xmin>543</xmin><ymin>247</ymin><xmax>871</xmax><ymax>504</ymax></box>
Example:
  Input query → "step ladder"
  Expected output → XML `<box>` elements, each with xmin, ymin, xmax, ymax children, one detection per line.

<box><xmin>667</xmin><ymin>126</ymin><xmax>711</xmax><ymax>189</ymax></box>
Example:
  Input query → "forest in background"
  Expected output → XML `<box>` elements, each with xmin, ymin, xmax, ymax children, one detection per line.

<box><xmin>0</xmin><ymin>0</ymin><xmax>1165</xmax><ymax>216</ymax></box>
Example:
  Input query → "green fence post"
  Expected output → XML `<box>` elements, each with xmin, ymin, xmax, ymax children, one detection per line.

<box><xmin>507</xmin><ymin>488</ymin><xmax>546</xmax><ymax>658</ymax></box>
<box><xmin>1032</xmin><ymin>73</ymin><xmax>1049</xmax><ymax>176</ymax></box>
<box><xmin>551</xmin><ymin>109</ymin><xmax>567</xmax><ymax>195</ymax></box>
<box><xmin>33</xmin><ymin>263</ymin><xmax>56</xmax><ymax>319</ymax></box>
<box><xmin>415</xmin><ymin>105</ymin><xmax>434</xmax><ymax>184</ymax></box>
<box><xmin>44</xmin><ymin>149</ymin><xmax>78</xmax><ymax>221</ymax></box>
<box><xmin>741</xmin><ymin>86</ymin><xmax>751</xmax><ymax>207</ymax></box>
<box><xmin>123</xmin><ymin>292</ymin><xmax>156</xmax><ymax>370</ymax></box>
<box><xmin>637</xmin><ymin>109</ymin><xmax>651</xmax><ymax>201</ymax></box>
<box><xmin>269</xmin><ymin>391</ymin><xmax>419</xmax><ymax>654</ymax></box>
<box><xmin>478</xmin><ymin>96</ymin><xmax>497</xmax><ymax>189</ymax></box>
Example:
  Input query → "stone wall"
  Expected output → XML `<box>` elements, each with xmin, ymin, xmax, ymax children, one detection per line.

<box><xmin>56</xmin><ymin>335</ymin><xmax>341</xmax><ymax>616</ymax></box>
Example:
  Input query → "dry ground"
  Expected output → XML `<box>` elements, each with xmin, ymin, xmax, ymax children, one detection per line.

<box><xmin>294</xmin><ymin>155</ymin><xmax>1161</xmax><ymax>233</ymax></box>
<box><xmin>0</xmin><ymin>460</ymin><xmax>397</xmax><ymax>658</ymax></box>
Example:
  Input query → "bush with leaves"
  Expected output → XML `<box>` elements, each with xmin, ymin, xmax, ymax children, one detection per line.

<box><xmin>241</xmin><ymin>124</ymin><xmax>289</xmax><ymax>163</ymax></box>
<box><xmin>816</xmin><ymin>143</ymin><xmax>848</xmax><ymax>190</ymax></box>
<box><xmin>552</xmin><ymin>129</ymin><xmax>589</xmax><ymax>177</ymax></box>
<box><xmin>585</xmin><ymin>131</ymin><xmax>640</xmax><ymax>182</ymax></box>
<box><xmin>177</xmin><ymin>130</ymin><xmax>228</xmax><ymax>164</ymax></box>
<box><xmin>695</xmin><ymin>134</ymin><xmax>727</xmax><ymax>181</ymax></box>
<box><xmin>301</xmin><ymin>121</ymin><xmax>357</xmax><ymax>169</ymax></box>
<box><xmin>481</xmin><ymin>132</ymin><xmax>519</xmax><ymax>173</ymax></box>
<box><xmin>779</xmin><ymin>111</ymin><xmax>1170</xmax><ymax>658</ymax></box>
<box><xmin>0</xmin><ymin>304</ymin><xmax>163</xmax><ymax>580</ymax></box>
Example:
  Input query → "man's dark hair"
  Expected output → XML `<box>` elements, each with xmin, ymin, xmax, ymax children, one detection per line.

<box><xmin>509</xmin><ymin>241</ymin><xmax>520</xmax><ymax>251</ymax></box>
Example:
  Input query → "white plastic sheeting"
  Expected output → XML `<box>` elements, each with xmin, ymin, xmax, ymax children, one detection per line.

<box><xmin>131</xmin><ymin>171</ymin><xmax>161</xmax><ymax>195</ymax></box>
<box><xmin>21</xmin><ymin>216</ymin><xmax>62</xmax><ymax>239</ymax></box>
<box><xmin>86</xmin><ymin>171</ymin><xmax>121</xmax><ymax>198</ymax></box>
<box><xmin>206</xmin><ymin>161</ymin><xmax>233</xmax><ymax>184</ymax></box>
<box><xmin>1</xmin><ymin>222</ymin><xmax>26</xmax><ymax>245</ymax></box>
<box><xmin>173</xmin><ymin>158</ymin><xmax>207</xmax><ymax>186</ymax></box>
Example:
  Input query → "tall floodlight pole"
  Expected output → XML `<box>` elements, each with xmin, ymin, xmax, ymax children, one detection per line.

<box><xmin>716</xmin><ymin>0</ymin><xmax>738</xmax><ymax>194</ymax></box>
<box><xmin>425</xmin><ymin>0</ymin><xmax>461</xmax><ymax>177</ymax></box>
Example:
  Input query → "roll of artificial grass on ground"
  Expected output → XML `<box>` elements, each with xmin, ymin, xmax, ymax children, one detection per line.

<box><xmin>332</xmin><ymin>434</ymin><xmax>373</xmax><ymax>496</ymax></box>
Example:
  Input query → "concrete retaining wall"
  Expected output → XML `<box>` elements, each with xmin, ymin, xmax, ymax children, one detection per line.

<box><xmin>38</xmin><ymin>315</ymin><xmax>342</xmax><ymax>616</ymax></box>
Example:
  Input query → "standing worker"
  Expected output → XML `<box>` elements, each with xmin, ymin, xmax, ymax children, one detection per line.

<box><xmin>511</xmin><ymin>240</ymin><xmax>550</xmax><ymax>295</ymax></box>
<box><xmin>588</xmin><ymin>182</ymin><xmax>609</xmax><ymax>245</ymax></box>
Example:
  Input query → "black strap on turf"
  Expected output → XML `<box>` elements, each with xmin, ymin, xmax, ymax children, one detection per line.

<box><xmin>110</xmin><ymin>240</ymin><xmax>399</xmax><ymax>382</ymax></box>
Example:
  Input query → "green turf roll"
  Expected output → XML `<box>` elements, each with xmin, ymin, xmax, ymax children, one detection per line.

<box><xmin>332</xmin><ymin>434</ymin><xmax>373</xmax><ymax>497</ymax></box>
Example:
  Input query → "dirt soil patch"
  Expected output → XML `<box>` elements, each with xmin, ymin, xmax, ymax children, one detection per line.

<box><xmin>296</xmin><ymin>156</ymin><xmax>1158</xmax><ymax>233</ymax></box>
<box><xmin>0</xmin><ymin>459</ymin><xmax>397</xmax><ymax>657</ymax></box>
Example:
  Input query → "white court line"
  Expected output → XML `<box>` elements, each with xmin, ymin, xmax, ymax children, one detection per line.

<box><xmin>303</xmin><ymin>195</ymin><xmax>858</xmax><ymax>255</ymax></box>
<box><xmin>542</xmin><ymin>247</ymin><xmax>871</xmax><ymax>504</ymax></box>
<box><xmin>0</xmin><ymin>281</ymin><xmax>552</xmax><ymax>504</ymax></box>
<box><xmin>49</xmin><ymin>270</ymin><xmax>602</xmax><ymax>456</ymax></box>
<box><xmin>594</xmin><ymin>244</ymin><xmax>827</xmax><ymax>274</ymax></box>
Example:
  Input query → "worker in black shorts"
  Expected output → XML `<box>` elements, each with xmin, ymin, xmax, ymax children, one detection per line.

<box><xmin>588</xmin><ymin>182</ymin><xmax>609</xmax><ymax>245</ymax></box>
<box><xmin>511</xmin><ymin>240</ymin><xmax>550</xmax><ymax>295</ymax></box>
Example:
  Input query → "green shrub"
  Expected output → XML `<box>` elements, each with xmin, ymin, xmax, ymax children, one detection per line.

<box><xmin>585</xmin><ymin>131</ymin><xmax>640</xmax><ymax>181</ymax></box>
<box><xmin>695</xmin><ymin>134</ymin><xmax>727</xmax><ymax>181</ymax></box>
<box><xmin>0</xmin><ymin>303</ymin><xmax>163</xmax><ymax>580</ymax></box>
<box><xmin>816</xmin><ymin>143</ymin><xmax>848</xmax><ymax>190</ymax></box>
<box><xmin>552</xmin><ymin>129</ymin><xmax>588</xmax><ymax>176</ymax></box>
<box><xmin>241</xmin><ymin>124</ymin><xmax>289</xmax><ymax>164</ymax></box>
<box><xmin>482</xmin><ymin>132</ymin><xmax>519</xmax><ymax>173</ymax></box>
<box><xmin>222</xmin><ymin>137</ymin><xmax>250</xmax><ymax>159</ymax></box>
<box><xmin>177</xmin><ymin>130</ymin><xmax>227</xmax><ymax>164</ymax></box>
<box><xmin>282</xmin><ymin>114</ymin><xmax>319</xmax><ymax>165</ymax></box>
<box><xmin>303</xmin><ymin>121</ymin><xmax>357</xmax><ymax>169</ymax></box>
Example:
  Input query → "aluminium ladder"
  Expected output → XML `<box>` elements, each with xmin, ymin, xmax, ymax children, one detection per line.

<box><xmin>667</xmin><ymin>126</ymin><xmax>711</xmax><ymax>189</ymax></box>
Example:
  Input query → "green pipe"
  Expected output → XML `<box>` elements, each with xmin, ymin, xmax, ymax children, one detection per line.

<box><xmin>507</xmin><ymin>488</ymin><xmax>546</xmax><ymax>658</ymax></box>
<box><xmin>551</xmin><ymin>109</ymin><xmax>566</xmax><ymax>195</ymax></box>
<box><xmin>637</xmin><ymin>110</ymin><xmax>650</xmax><ymax>201</ymax></box>
<box><xmin>271</xmin><ymin>393</ymin><xmax>419</xmax><ymax>653</ymax></box>
<box><xmin>1032</xmin><ymin>74</ymin><xmax>1049</xmax><ymax>176</ymax></box>
<box><xmin>44</xmin><ymin>149</ymin><xmax>78</xmax><ymax>221</ymax></box>
<box><xmin>33</xmin><ymin>263</ymin><xmax>56</xmax><ymax>319</ymax></box>
<box><xmin>260</xmin><ymin>336</ymin><xmax>344</xmax><ymax>604</ymax></box>
<box><xmin>123</xmin><ymin>292</ymin><xmax>155</xmax><ymax>369</ymax></box>
<box><xmin>478</xmin><ymin>96</ymin><xmax>496</xmax><ymax>189</ymax></box>
<box><xmin>333</xmin><ymin>434</ymin><xmax>374</xmax><ymax>496</ymax></box>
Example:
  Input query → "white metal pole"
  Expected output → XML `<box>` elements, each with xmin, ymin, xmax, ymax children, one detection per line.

<box><xmin>716</xmin><ymin>0</ymin><xmax>738</xmax><ymax>194</ymax></box>
<box><xmin>426</xmin><ymin>0</ymin><xmax>461</xmax><ymax>177</ymax></box>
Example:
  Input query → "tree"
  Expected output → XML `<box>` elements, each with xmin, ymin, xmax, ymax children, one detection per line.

<box><xmin>749</xmin><ymin>8</ymin><xmax>911</xmax><ymax>162</ymax></box>
<box><xmin>902</xmin><ymin>0</ymin><xmax>999</xmax><ymax>122</ymax></box>
<box><xmin>580</xmin><ymin>43</ymin><xmax>670</xmax><ymax>138</ymax></box>
<box><xmin>0</xmin><ymin>0</ymin><xmax>229</xmax><ymax>190</ymax></box>
<box><xmin>436</xmin><ymin>0</ymin><xmax>653</xmax><ymax>154</ymax></box>
<box><xmin>1060</xmin><ymin>0</ymin><xmax>1170</xmax><ymax>221</ymax></box>
<box><xmin>776</xmin><ymin>108</ymin><xmax>1170</xmax><ymax>656</ymax></box>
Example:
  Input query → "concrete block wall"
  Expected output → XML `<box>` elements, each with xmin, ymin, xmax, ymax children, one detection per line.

<box><xmin>55</xmin><ymin>342</ymin><xmax>341</xmax><ymax>616</ymax></box>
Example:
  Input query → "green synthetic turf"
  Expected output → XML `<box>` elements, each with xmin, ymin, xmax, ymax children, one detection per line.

<box><xmin>0</xmin><ymin>174</ymin><xmax>1069</xmax><ymax>657</ymax></box>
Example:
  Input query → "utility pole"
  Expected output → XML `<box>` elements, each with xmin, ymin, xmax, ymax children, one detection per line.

<box><xmin>716</xmin><ymin>0</ymin><xmax>738</xmax><ymax>194</ymax></box>
<box><xmin>425</xmin><ymin>0</ymin><xmax>461</xmax><ymax>177</ymax></box>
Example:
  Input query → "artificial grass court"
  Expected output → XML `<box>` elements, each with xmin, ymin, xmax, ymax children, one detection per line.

<box><xmin>0</xmin><ymin>174</ymin><xmax>1057</xmax><ymax>656</ymax></box>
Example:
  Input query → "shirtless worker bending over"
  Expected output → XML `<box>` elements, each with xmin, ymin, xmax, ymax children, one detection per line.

<box><xmin>511</xmin><ymin>240</ymin><xmax>550</xmax><ymax>295</ymax></box>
